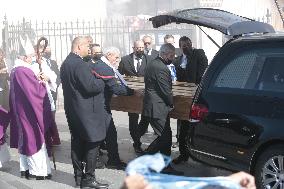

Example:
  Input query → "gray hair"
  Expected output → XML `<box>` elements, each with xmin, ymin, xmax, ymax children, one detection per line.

<box><xmin>103</xmin><ymin>46</ymin><xmax>120</xmax><ymax>56</ymax></box>
<box><xmin>159</xmin><ymin>43</ymin><xmax>175</xmax><ymax>56</ymax></box>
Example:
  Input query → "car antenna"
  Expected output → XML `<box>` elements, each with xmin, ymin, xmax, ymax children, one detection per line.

<box><xmin>197</xmin><ymin>25</ymin><xmax>221</xmax><ymax>49</ymax></box>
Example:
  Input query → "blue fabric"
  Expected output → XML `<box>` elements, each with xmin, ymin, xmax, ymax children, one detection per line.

<box><xmin>126</xmin><ymin>153</ymin><xmax>241</xmax><ymax>189</ymax></box>
<box><xmin>167</xmin><ymin>64</ymin><xmax>177</xmax><ymax>81</ymax></box>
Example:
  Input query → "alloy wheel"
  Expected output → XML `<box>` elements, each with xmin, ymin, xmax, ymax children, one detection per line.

<box><xmin>262</xmin><ymin>155</ymin><xmax>284</xmax><ymax>189</ymax></box>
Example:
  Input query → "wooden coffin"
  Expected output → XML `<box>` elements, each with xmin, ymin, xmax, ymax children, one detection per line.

<box><xmin>110</xmin><ymin>77</ymin><xmax>197</xmax><ymax>120</ymax></box>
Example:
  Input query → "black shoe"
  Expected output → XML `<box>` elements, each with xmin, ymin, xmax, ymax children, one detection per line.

<box><xmin>172</xmin><ymin>155</ymin><xmax>189</xmax><ymax>164</ymax></box>
<box><xmin>99</xmin><ymin>149</ymin><xmax>104</xmax><ymax>156</ymax></box>
<box><xmin>80</xmin><ymin>179</ymin><xmax>109</xmax><ymax>189</ymax></box>
<box><xmin>100</xmin><ymin>141</ymin><xmax>107</xmax><ymax>151</ymax></box>
<box><xmin>133</xmin><ymin>144</ymin><xmax>144</xmax><ymax>154</ymax></box>
<box><xmin>45</xmin><ymin>174</ymin><xmax>52</xmax><ymax>180</ymax></box>
<box><xmin>20</xmin><ymin>170</ymin><xmax>29</xmax><ymax>179</ymax></box>
<box><xmin>106</xmin><ymin>160</ymin><xmax>127</xmax><ymax>170</ymax></box>
<box><xmin>28</xmin><ymin>174</ymin><xmax>52</xmax><ymax>180</ymax></box>
<box><xmin>161</xmin><ymin>165</ymin><xmax>184</xmax><ymax>176</ymax></box>
<box><xmin>75</xmin><ymin>176</ymin><xmax>82</xmax><ymax>188</ymax></box>
<box><xmin>171</xmin><ymin>142</ymin><xmax>179</xmax><ymax>148</ymax></box>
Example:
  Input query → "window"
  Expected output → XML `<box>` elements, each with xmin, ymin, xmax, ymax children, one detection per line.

<box><xmin>213</xmin><ymin>47</ymin><xmax>284</xmax><ymax>92</ymax></box>
<box><xmin>257</xmin><ymin>57</ymin><xmax>284</xmax><ymax>92</ymax></box>
<box><xmin>214</xmin><ymin>52</ymin><xmax>259</xmax><ymax>89</ymax></box>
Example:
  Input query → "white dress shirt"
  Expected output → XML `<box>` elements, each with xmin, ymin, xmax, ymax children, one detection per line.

<box><xmin>133</xmin><ymin>55</ymin><xmax>142</xmax><ymax>72</ymax></box>
<box><xmin>180</xmin><ymin>54</ymin><xmax>188</xmax><ymax>69</ymax></box>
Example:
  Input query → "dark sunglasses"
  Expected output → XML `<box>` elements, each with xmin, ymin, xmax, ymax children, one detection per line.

<box><xmin>144</xmin><ymin>42</ymin><xmax>151</xmax><ymax>45</ymax></box>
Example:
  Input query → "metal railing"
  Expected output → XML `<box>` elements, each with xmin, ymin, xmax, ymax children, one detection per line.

<box><xmin>2</xmin><ymin>17</ymin><xmax>193</xmax><ymax>110</ymax></box>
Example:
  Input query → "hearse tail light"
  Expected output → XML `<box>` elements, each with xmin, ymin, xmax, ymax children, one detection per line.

<box><xmin>189</xmin><ymin>103</ymin><xmax>208</xmax><ymax>123</ymax></box>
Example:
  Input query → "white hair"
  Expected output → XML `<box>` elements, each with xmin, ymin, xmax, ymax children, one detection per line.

<box><xmin>103</xmin><ymin>46</ymin><xmax>120</xmax><ymax>56</ymax></box>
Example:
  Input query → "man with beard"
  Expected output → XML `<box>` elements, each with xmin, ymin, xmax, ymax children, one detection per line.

<box><xmin>118</xmin><ymin>40</ymin><xmax>150</xmax><ymax>154</ymax></box>
<box><xmin>172</xmin><ymin>36</ymin><xmax>208</xmax><ymax>164</ymax></box>
<box><xmin>90</xmin><ymin>44</ymin><xmax>103</xmax><ymax>63</ymax></box>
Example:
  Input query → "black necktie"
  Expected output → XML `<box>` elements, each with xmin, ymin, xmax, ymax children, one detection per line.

<box><xmin>136</xmin><ymin>57</ymin><xmax>141</xmax><ymax>71</ymax></box>
<box><xmin>145</xmin><ymin>49</ymin><xmax>149</xmax><ymax>55</ymax></box>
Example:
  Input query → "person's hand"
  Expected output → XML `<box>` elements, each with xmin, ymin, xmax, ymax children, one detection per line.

<box><xmin>121</xmin><ymin>174</ymin><xmax>152</xmax><ymax>189</ymax></box>
<box><xmin>227</xmin><ymin>171</ymin><xmax>256</xmax><ymax>189</ymax></box>
<box><xmin>38</xmin><ymin>72</ymin><xmax>50</xmax><ymax>82</ymax></box>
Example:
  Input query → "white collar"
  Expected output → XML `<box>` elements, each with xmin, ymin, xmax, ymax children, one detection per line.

<box><xmin>13</xmin><ymin>59</ymin><xmax>32</xmax><ymax>69</ymax></box>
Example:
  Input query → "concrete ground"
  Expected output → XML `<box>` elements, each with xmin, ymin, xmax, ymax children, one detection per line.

<box><xmin>0</xmin><ymin>110</ymin><xmax>231</xmax><ymax>189</ymax></box>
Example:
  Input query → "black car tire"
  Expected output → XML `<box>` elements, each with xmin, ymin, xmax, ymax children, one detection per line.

<box><xmin>254</xmin><ymin>144</ymin><xmax>284</xmax><ymax>189</ymax></box>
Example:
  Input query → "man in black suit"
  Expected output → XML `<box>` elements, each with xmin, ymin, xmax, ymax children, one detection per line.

<box><xmin>172</xmin><ymin>36</ymin><xmax>208</xmax><ymax>165</ymax></box>
<box><xmin>164</xmin><ymin>34</ymin><xmax>182</xmax><ymax>57</ymax></box>
<box><xmin>142</xmin><ymin>43</ymin><xmax>183</xmax><ymax>175</ymax></box>
<box><xmin>118</xmin><ymin>40</ymin><xmax>150</xmax><ymax>154</ymax></box>
<box><xmin>60</xmin><ymin>36</ymin><xmax>109</xmax><ymax>189</ymax></box>
<box><xmin>142</xmin><ymin>35</ymin><xmax>159</xmax><ymax>61</ymax></box>
<box><xmin>90</xmin><ymin>46</ymin><xmax>134</xmax><ymax>170</ymax></box>
<box><xmin>142</xmin><ymin>43</ymin><xmax>175</xmax><ymax>156</ymax></box>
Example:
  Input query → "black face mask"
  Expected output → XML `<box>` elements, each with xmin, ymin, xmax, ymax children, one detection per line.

<box><xmin>164</xmin><ymin>58</ymin><xmax>172</xmax><ymax>65</ymax></box>
<box><xmin>43</xmin><ymin>52</ymin><xmax>51</xmax><ymax>59</ymax></box>
<box><xmin>92</xmin><ymin>53</ymin><xmax>103</xmax><ymax>61</ymax></box>
<box><xmin>136</xmin><ymin>51</ymin><xmax>144</xmax><ymax>59</ymax></box>
<box><xmin>83</xmin><ymin>55</ymin><xmax>92</xmax><ymax>62</ymax></box>
<box><xmin>182</xmin><ymin>47</ymin><xmax>192</xmax><ymax>55</ymax></box>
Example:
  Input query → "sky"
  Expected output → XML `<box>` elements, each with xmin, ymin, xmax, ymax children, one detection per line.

<box><xmin>0</xmin><ymin>0</ymin><xmax>108</xmax><ymax>22</ymax></box>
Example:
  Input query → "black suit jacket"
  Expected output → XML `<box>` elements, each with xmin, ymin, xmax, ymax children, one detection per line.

<box><xmin>49</xmin><ymin>59</ymin><xmax>61</xmax><ymax>87</ymax></box>
<box><xmin>60</xmin><ymin>53</ymin><xmax>111</xmax><ymax>142</ymax></box>
<box><xmin>148</xmin><ymin>49</ymin><xmax>159</xmax><ymax>61</ymax></box>
<box><xmin>142</xmin><ymin>57</ymin><xmax>173</xmax><ymax>123</ymax></box>
<box><xmin>89</xmin><ymin>60</ymin><xmax>134</xmax><ymax>113</ymax></box>
<box><xmin>175</xmin><ymin>48</ymin><xmax>182</xmax><ymax>57</ymax></box>
<box><xmin>174</xmin><ymin>48</ymin><xmax>208</xmax><ymax>84</ymax></box>
<box><xmin>118</xmin><ymin>53</ymin><xmax>149</xmax><ymax>77</ymax></box>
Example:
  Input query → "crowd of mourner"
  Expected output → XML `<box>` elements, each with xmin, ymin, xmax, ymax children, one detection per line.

<box><xmin>0</xmin><ymin>34</ymin><xmax>256</xmax><ymax>189</ymax></box>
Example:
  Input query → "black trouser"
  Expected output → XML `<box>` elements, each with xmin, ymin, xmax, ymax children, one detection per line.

<box><xmin>128</xmin><ymin>113</ymin><xmax>149</xmax><ymax>147</ymax></box>
<box><xmin>146</xmin><ymin>116</ymin><xmax>172</xmax><ymax>156</ymax></box>
<box><xmin>138</xmin><ymin>115</ymin><xmax>151</xmax><ymax>136</ymax></box>
<box><xmin>105</xmin><ymin>118</ymin><xmax>120</xmax><ymax>162</ymax></box>
<box><xmin>71</xmin><ymin>133</ymin><xmax>101</xmax><ymax>181</ymax></box>
<box><xmin>177</xmin><ymin>120</ymin><xmax>192</xmax><ymax>158</ymax></box>
<box><xmin>51</xmin><ymin>89</ymin><xmax>58</xmax><ymax>109</ymax></box>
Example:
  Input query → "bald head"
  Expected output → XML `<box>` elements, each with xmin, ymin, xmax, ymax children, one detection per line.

<box><xmin>133</xmin><ymin>40</ymin><xmax>144</xmax><ymax>48</ymax></box>
<box><xmin>133</xmin><ymin>40</ymin><xmax>144</xmax><ymax>58</ymax></box>
<box><xmin>71</xmin><ymin>36</ymin><xmax>90</xmax><ymax>58</ymax></box>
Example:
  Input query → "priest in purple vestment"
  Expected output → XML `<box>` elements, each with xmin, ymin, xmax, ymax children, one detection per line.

<box><xmin>9</xmin><ymin>40</ymin><xmax>60</xmax><ymax>180</ymax></box>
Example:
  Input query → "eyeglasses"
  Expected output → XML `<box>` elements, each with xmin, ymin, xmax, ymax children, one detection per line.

<box><xmin>144</xmin><ymin>42</ymin><xmax>151</xmax><ymax>45</ymax></box>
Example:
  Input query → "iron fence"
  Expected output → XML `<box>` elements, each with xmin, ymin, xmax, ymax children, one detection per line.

<box><xmin>2</xmin><ymin>17</ymin><xmax>194</xmax><ymax>109</ymax></box>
